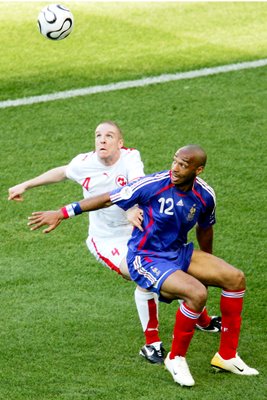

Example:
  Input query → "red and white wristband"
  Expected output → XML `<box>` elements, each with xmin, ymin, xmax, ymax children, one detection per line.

<box><xmin>61</xmin><ymin>202</ymin><xmax>83</xmax><ymax>219</ymax></box>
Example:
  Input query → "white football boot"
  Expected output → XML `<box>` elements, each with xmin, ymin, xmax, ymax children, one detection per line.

<box><xmin>164</xmin><ymin>352</ymin><xmax>195</xmax><ymax>387</ymax></box>
<box><xmin>211</xmin><ymin>352</ymin><xmax>259</xmax><ymax>375</ymax></box>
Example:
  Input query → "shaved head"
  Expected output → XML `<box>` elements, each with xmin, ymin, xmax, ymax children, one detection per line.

<box><xmin>171</xmin><ymin>144</ymin><xmax>207</xmax><ymax>191</ymax></box>
<box><xmin>177</xmin><ymin>145</ymin><xmax>207</xmax><ymax>168</ymax></box>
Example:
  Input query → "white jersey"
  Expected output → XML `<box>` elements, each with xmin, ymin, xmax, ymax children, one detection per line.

<box><xmin>65</xmin><ymin>147</ymin><xmax>144</xmax><ymax>239</ymax></box>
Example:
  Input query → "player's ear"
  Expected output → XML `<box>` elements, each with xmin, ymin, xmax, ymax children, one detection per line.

<box><xmin>196</xmin><ymin>165</ymin><xmax>204</xmax><ymax>175</ymax></box>
<box><xmin>118</xmin><ymin>138</ymin><xmax>124</xmax><ymax>148</ymax></box>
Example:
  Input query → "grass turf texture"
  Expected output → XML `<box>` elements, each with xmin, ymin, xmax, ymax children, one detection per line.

<box><xmin>1</xmin><ymin>2</ymin><xmax>267</xmax><ymax>101</ymax></box>
<box><xmin>1</xmin><ymin>2</ymin><xmax>266</xmax><ymax>400</ymax></box>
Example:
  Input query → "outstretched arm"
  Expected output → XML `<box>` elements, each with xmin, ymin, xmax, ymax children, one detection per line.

<box><xmin>8</xmin><ymin>166</ymin><xmax>67</xmax><ymax>201</ymax></box>
<box><xmin>28</xmin><ymin>192</ymin><xmax>112</xmax><ymax>233</ymax></box>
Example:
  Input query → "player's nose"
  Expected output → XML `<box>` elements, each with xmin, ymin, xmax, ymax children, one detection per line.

<box><xmin>172</xmin><ymin>161</ymin><xmax>179</xmax><ymax>172</ymax></box>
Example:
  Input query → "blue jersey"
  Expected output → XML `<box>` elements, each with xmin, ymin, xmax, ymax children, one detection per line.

<box><xmin>110</xmin><ymin>170</ymin><xmax>216</xmax><ymax>259</ymax></box>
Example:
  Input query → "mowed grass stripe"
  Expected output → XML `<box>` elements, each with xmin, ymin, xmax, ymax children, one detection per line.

<box><xmin>1</xmin><ymin>58</ymin><xmax>267</xmax><ymax>109</ymax></box>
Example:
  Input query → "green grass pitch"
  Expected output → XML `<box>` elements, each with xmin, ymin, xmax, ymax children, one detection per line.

<box><xmin>0</xmin><ymin>2</ymin><xmax>266</xmax><ymax>399</ymax></box>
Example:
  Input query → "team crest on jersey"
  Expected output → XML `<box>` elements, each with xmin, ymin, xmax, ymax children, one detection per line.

<box><xmin>116</xmin><ymin>175</ymin><xmax>127</xmax><ymax>187</ymax></box>
<box><xmin>151</xmin><ymin>267</ymin><xmax>161</xmax><ymax>276</ymax></box>
<box><xmin>187</xmin><ymin>204</ymin><xmax>196</xmax><ymax>221</ymax></box>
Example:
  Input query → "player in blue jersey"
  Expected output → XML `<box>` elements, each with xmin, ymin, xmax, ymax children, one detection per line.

<box><xmin>28</xmin><ymin>144</ymin><xmax>259</xmax><ymax>387</ymax></box>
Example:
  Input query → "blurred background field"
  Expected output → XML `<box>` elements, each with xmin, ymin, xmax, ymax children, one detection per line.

<box><xmin>0</xmin><ymin>2</ymin><xmax>266</xmax><ymax>399</ymax></box>
<box><xmin>1</xmin><ymin>1</ymin><xmax>267</xmax><ymax>100</ymax></box>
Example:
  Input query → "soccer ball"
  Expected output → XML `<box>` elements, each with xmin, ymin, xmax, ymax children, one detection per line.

<box><xmin>37</xmin><ymin>4</ymin><xmax>74</xmax><ymax>40</ymax></box>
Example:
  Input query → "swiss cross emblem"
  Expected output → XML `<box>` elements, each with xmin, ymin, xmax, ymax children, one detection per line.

<box><xmin>116</xmin><ymin>175</ymin><xmax>127</xmax><ymax>187</ymax></box>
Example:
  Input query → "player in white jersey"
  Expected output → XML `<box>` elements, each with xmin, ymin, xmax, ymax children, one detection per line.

<box><xmin>66</xmin><ymin>146</ymin><xmax>143</xmax><ymax>275</ymax></box>
<box><xmin>8</xmin><ymin>121</ymin><xmax>165</xmax><ymax>362</ymax></box>
<box><xmin>8</xmin><ymin>121</ymin><xmax>220</xmax><ymax>364</ymax></box>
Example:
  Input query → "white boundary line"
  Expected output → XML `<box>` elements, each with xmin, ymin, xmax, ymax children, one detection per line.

<box><xmin>1</xmin><ymin>58</ymin><xmax>267</xmax><ymax>109</ymax></box>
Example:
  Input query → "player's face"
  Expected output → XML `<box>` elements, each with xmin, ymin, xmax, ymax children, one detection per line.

<box><xmin>95</xmin><ymin>123</ymin><xmax>123</xmax><ymax>165</ymax></box>
<box><xmin>171</xmin><ymin>149</ymin><xmax>203</xmax><ymax>190</ymax></box>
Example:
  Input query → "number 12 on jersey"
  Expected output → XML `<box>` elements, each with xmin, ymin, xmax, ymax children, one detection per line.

<box><xmin>158</xmin><ymin>197</ymin><xmax>174</xmax><ymax>215</ymax></box>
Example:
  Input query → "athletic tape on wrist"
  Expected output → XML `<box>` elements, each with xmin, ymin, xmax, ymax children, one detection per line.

<box><xmin>61</xmin><ymin>202</ymin><xmax>83</xmax><ymax>219</ymax></box>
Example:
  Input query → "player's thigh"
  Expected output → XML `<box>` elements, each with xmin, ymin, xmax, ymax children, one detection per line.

<box><xmin>188</xmin><ymin>250</ymin><xmax>245</xmax><ymax>290</ymax></box>
<box><xmin>160</xmin><ymin>269</ymin><xmax>207</xmax><ymax>310</ymax></box>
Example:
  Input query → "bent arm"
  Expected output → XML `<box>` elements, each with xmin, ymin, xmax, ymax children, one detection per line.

<box><xmin>196</xmin><ymin>224</ymin><xmax>213</xmax><ymax>254</ymax></box>
<box><xmin>28</xmin><ymin>192</ymin><xmax>112</xmax><ymax>233</ymax></box>
<box><xmin>8</xmin><ymin>166</ymin><xmax>67</xmax><ymax>201</ymax></box>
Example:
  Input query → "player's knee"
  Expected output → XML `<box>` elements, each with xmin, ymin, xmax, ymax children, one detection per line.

<box><xmin>232</xmin><ymin>268</ymin><xmax>246</xmax><ymax>290</ymax></box>
<box><xmin>225</xmin><ymin>268</ymin><xmax>246</xmax><ymax>290</ymax></box>
<box><xmin>195</xmin><ymin>286</ymin><xmax>207</xmax><ymax>309</ymax></box>
<box><xmin>187</xmin><ymin>284</ymin><xmax>207</xmax><ymax>312</ymax></box>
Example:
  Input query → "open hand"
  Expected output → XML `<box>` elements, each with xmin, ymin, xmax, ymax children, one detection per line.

<box><xmin>28</xmin><ymin>210</ymin><xmax>64</xmax><ymax>233</ymax></box>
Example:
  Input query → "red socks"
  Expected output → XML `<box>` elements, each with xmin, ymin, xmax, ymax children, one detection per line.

<box><xmin>196</xmin><ymin>306</ymin><xmax>212</xmax><ymax>328</ymax></box>
<box><xmin>170</xmin><ymin>302</ymin><xmax>200</xmax><ymax>358</ymax></box>
<box><xmin>169</xmin><ymin>289</ymin><xmax>245</xmax><ymax>360</ymax></box>
<box><xmin>219</xmin><ymin>289</ymin><xmax>245</xmax><ymax>359</ymax></box>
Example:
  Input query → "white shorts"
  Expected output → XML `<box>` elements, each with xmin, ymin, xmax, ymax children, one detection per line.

<box><xmin>86</xmin><ymin>236</ymin><xmax>128</xmax><ymax>275</ymax></box>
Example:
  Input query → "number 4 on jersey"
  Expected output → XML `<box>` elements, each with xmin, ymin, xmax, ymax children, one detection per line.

<box><xmin>111</xmin><ymin>248</ymin><xmax>120</xmax><ymax>256</ymax></box>
<box><xmin>82</xmin><ymin>177</ymin><xmax>91</xmax><ymax>191</ymax></box>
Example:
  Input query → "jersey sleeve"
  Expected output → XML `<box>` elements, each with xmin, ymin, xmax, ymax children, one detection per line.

<box><xmin>65</xmin><ymin>153</ymin><xmax>89</xmax><ymax>182</ymax></box>
<box><xmin>110</xmin><ymin>171</ymin><xmax>169</xmax><ymax>211</ymax></box>
<box><xmin>197</xmin><ymin>192</ymin><xmax>216</xmax><ymax>228</ymax></box>
<box><xmin>125</xmin><ymin>149</ymin><xmax>145</xmax><ymax>182</ymax></box>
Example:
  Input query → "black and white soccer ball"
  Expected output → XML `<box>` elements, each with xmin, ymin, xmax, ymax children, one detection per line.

<box><xmin>37</xmin><ymin>4</ymin><xmax>74</xmax><ymax>40</ymax></box>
